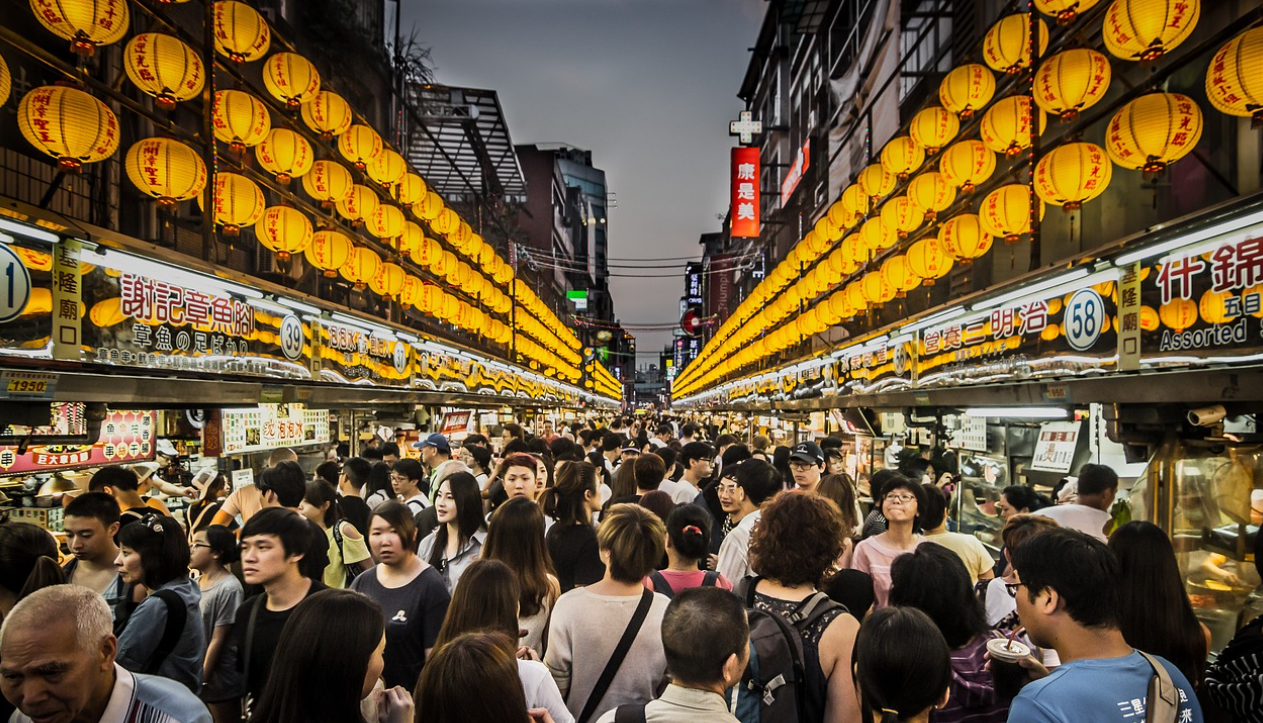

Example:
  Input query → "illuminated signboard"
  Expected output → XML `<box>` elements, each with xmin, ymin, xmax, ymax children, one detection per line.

<box><xmin>731</xmin><ymin>147</ymin><xmax>761</xmax><ymax>238</ymax></box>
<box><xmin>780</xmin><ymin>138</ymin><xmax>811</xmax><ymax>206</ymax></box>
<box><xmin>215</xmin><ymin>404</ymin><xmax>330</xmax><ymax>456</ymax></box>
<box><xmin>0</xmin><ymin>408</ymin><xmax>156</xmax><ymax>477</ymax></box>
<box><xmin>317</xmin><ymin>321</ymin><xmax>411</xmax><ymax>387</ymax></box>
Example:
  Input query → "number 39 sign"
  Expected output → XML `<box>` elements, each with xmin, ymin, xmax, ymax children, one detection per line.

<box><xmin>1065</xmin><ymin>289</ymin><xmax>1106</xmax><ymax>351</ymax></box>
<box><xmin>0</xmin><ymin>244</ymin><xmax>32</xmax><ymax>324</ymax></box>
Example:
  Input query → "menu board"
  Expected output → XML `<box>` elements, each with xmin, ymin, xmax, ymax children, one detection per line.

<box><xmin>217</xmin><ymin>403</ymin><xmax>330</xmax><ymax>455</ymax></box>
<box><xmin>0</xmin><ymin>409</ymin><xmax>156</xmax><ymax>476</ymax></box>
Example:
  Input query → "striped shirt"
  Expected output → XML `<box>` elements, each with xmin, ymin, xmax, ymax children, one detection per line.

<box><xmin>930</xmin><ymin>636</ymin><xmax>1010</xmax><ymax>723</ymax></box>
<box><xmin>1205</xmin><ymin>615</ymin><xmax>1263</xmax><ymax>723</ymax></box>
<box><xmin>9</xmin><ymin>663</ymin><xmax>211</xmax><ymax>723</ymax></box>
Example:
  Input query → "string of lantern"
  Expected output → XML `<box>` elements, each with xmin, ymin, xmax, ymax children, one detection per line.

<box><xmin>8</xmin><ymin>0</ymin><xmax>595</xmax><ymax>389</ymax></box>
<box><xmin>676</xmin><ymin>0</ymin><xmax>1237</xmax><ymax>399</ymax></box>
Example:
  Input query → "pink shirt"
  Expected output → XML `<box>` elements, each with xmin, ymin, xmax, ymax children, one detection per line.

<box><xmin>642</xmin><ymin>569</ymin><xmax>734</xmax><ymax>594</ymax></box>
<box><xmin>850</xmin><ymin>534</ymin><xmax>924</xmax><ymax>609</ymax></box>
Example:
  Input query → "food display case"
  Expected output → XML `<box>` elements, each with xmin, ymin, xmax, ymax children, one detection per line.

<box><xmin>1132</xmin><ymin>438</ymin><xmax>1263</xmax><ymax>654</ymax></box>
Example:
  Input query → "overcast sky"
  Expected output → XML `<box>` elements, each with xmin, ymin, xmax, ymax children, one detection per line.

<box><xmin>400</xmin><ymin>0</ymin><xmax>764</xmax><ymax>365</ymax></box>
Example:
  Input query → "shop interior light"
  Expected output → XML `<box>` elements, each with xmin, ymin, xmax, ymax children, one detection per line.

<box><xmin>277</xmin><ymin>297</ymin><xmax>322</xmax><ymax>315</ymax></box>
<box><xmin>0</xmin><ymin>218</ymin><xmax>60</xmax><ymax>244</ymax></box>
<box><xmin>1114</xmin><ymin>208</ymin><xmax>1263</xmax><ymax>266</ymax></box>
<box><xmin>963</xmin><ymin>407</ymin><xmax>1069</xmax><ymax>418</ymax></box>
<box><xmin>971</xmin><ymin>268</ymin><xmax>1094</xmax><ymax>311</ymax></box>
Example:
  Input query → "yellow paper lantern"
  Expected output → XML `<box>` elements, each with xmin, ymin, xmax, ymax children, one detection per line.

<box><xmin>261</xmin><ymin>52</ymin><xmax>320</xmax><ymax>110</ymax></box>
<box><xmin>400</xmin><ymin>275</ymin><xmax>424</xmax><ymax>307</ymax></box>
<box><xmin>1</xmin><ymin>53</ymin><xmax>10</xmax><ymax>107</ymax></box>
<box><xmin>429</xmin><ymin>249</ymin><xmax>456</xmax><ymax>278</ymax></box>
<box><xmin>938</xmin><ymin>140</ymin><xmax>996</xmax><ymax>193</ymax></box>
<box><xmin>306</xmin><ymin>230</ymin><xmax>353</xmax><ymax>277</ymax></box>
<box><xmin>415</xmin><ymin>191</ymin><xmax>444</xmax><ymax>221</ymax></box>
<box><xmin>844</xmin><ymin>281</ymin><xmax>869</xmax><ymax>314</ymax></box>
<box><xmin>906</xmin><ymin>237</ymin><xmax>954</xmax><ymax>285</ymax></box>
<box><xmin>979</xmin><ymin>185</ymin><xmax>1043</xmax><ymax>244</ymax></box>
<box><xmin>302</xmin><ymin>160</ymin><xmax>354</xmax><ymax>208</ymax></box>
<box><xmin>841</xmin><ymin>184</ymin><xmax>871</xmax><ymax>220</ymax></box>
<box><xmin>366</xmin><ymin>204</ymin><xmax>405</xmax><ymax>242</ymax></box>
<box><xmin>299</xmin><ymin>91</ymin><xmax>352</xmax><ymax>141</ymax></box>
<box><xmin>1206</xmin><ymin>26</ymin><xmax>1263</xmax><ymax>124</ymax></box>
<box><xmin>880</xmin><ymin>137</ymin><xmax>924</xmax><ymax>180</ymax></box>
<box><xmin>1035</xmin><ymin>0</ymin><xmax>1102</xmax><ymax>24</ymax></box>
<box><xmin>449</xmin><ymin>220</ymin><xmax>474</xmax><ymax>250</ymax></box>
<box><xmin>814</xmin><ymin>215</ymin><xmax>843</xmax><ymax>244</ymax></box>
<box><xmin>124</xmin><ymin>137</ymin><xmax>206</xmax><ymax>208</ymax></box>
<box><xmin>910</xmin><ymin>107</ymin><xmax>960</xmax><ymax>154</ymax></box>
<box><xmin>827</xmin><ymin>289</ymin><xmax>854</xmax><ymax>320</ymax></box>
<box><xmin>123</xmin><ymin>33</ymin><xmax>204</xmax><ymax>110</ymax></box>
<box><xmin>842</xmin><ymin>237</ymin><xmax>868</xmax><ymax>268</ymax></box>
<box><xmin>983</xmin><ymin>14</ymin><xmax>1050</xmax><ymax>74</ymax></box>
<box><xmin>940</xmin><ymin>64</ymin><xmax>996</xmax><ymax>119</ymax></box>
<box><xmin>341</xmin><ymin>246</ymin><xmax>382</xmax><ymax>289</ymax></box>
<box><xmin>367</xmin><ymin>149</ymin><xmax>407</xmax><ymax>189</ymax></box>
<box><xmin>828</xmin><ymin>246</ymin><xmax>859</xmax><ymax>277</ymax></box>
<box><xmin>1139</xmin><ymin>306</ymin><xmax>1160</xmax><ymax>330</ymax></box>
<box><xmin>881</xmin><ymin>255</ymin><xmax>920</xmax><ymax>297</ymax></box>
<box><xmin>1034</xmin><ymin>49</ymin><xmax>1112</xmax><ymax>122</ymax></box>
<box><xmin>398</xmin><ymin>221</ymin><xmax>425</xmax><ymax>255</ymax></box>
<box><xmin>1104</xmin><ymin>0</ymin><xmax>1200</xmax><ymax>62</ymax></box>
<box><xmin>906</xmin><ymin>172</ymin><xmax>956</xmax><ymax>222</ymax></box>
<box><xmin>199</xmin><ymin>172</ymin><xmax>265</xmax><ymax>236</ymax></box>
<box><xmin>335</xmin><ymin>184</ymin><xmax>380</xmax><ymax>226</ymax></box>
<box><xmin>394</xmin><ymin>173</ymin><xmax>427</xmax><ymax>208</ymax></box>
<box><xmin>827</xmin><ymin>200</ymin><xmax>859</xmax><ymax>232</ymax></box>
<box><xmin>212</xmin><ymin>89</ymin><xmax>270</xmax><ymax>151</ymax></box>
<box><xmin>439</xmin><ymin>292</ymin><xmax>459</xmax><ymax>319</ymax></box>
<box><xmin>1040</xmin><ymin>324</ymin><xmax>1061</xmax><ymax>342</ymax></box>
<box><xmin>417</xmin><ymin>283</ymin><xmax>443</xmax><ymax>314</ymax></box>
<box><xmin>18</xmin><ymin>85</ymin><xmax>120</xmax><ymax>171</ymax></box>
<box><xmin>212</xmin><ymin>1</ymin><xmax>270</xmax><ymax>63</ymax></box>
<box><xmin>257</xmin><ymin>205</ymin><xmax>314</xmax><ymax>261</ymax></box>
<box><xmin>879</xmin><ymin>196</ymin><xmax>925</xmax><ymax>239</ymax></box>
<box><xmin>338</xmin><ymin>124</ymin><xmax>382</xmax><ymax>170</ymax></box>
<box><xmin>256</xmin><ymin>128</ymin><xmax>314</xmax><ymax>184</ymax></box>
<box><xmin>980</xmin><ymin>95</ymin><xmax>1046</xmax><ymax>157</ymax></box>
<box><xmin>31</xmin><ymin>0</ymin><xmax>129</xmax><ymax>57</ymax></box>
<box><xmin>409</xmin><ymin>236</ymin><xmax>441</xmax><ymax>268</ymax></box>
<box><xmin>861</xmin><ymin>272</ymin><xmax>895</xmax><ymax>305</ymax></box>
<box><xmin>1106</xmin><ymin>93</ymin><xmax>1203</xmax><ymax>177</ymax></box>
<box><xmin>1199</xmin><ymin>289</ymin><xmax>1233</xmax><ymax>325</ymax></box>
<box><xmin>432</xmin><ymin>208</ymin><xmax>460</xmax><ymax>236</ymax></box>
<box><xmin>1158</xmin><ymin>297</ymin><xmax>1197</xmax><ymax>331</ymax></box>
<box><xmin>939</xmin><ymin>214</ymin><xmax>994</xmax><ymax>262</ymax></box>
<box><xmin>370</xmin><ymin>262</ymin><xmax>406</xmax><ymax>299</ymax></box>
<box><xmin>1033</xmin><ymin>142</ymin><xmax>1113</xmax><ymax>211</ymax></box>
<box><xmin>860</xmin><ymin>218</ymin><xmax>897</xmax><ymax>253</ymax></box>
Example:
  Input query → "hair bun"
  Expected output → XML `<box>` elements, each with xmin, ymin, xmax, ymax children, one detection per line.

<box><xmin>682</xmin><ymin>525</ymin><xmax>702</xmax><ymax>536</ymax></box>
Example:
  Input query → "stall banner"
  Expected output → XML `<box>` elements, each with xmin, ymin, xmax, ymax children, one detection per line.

<box><xmin>216</xmin><ymin>403</ymin><xmax>330</xmax><ymax>455</ymax></box>
<box><xmin>1139</xmin><ymin>234</ymin><xmax>1263</xmax><ymax>365</ymax></box>
<box><xmin>918</xmin><ymin>283</ymin><xmax>1118</xmax><ymax>388</ymax></box>
<box><xmin>1030</xmin><ymin>421</ymin><xmax>1082</xmax><ymax>474</ymax></box>
<box><xmin>413</xmin><ymin>350</ymin><xmax>578</xmax><ymax>404</ymax></box>
<box><xmin>836</xmin><ymin>340</ymin><xmax>917</xmax><ymax>394</ymax></box>
<box><xmin>440</xmin><ymin>411</ymin><xmax>473</xmax><ymax>437</ymax></box>
<box><xmin>0</xmin><ymin>409</ymin><xmax>156</xmax><ymax>476</ymax></box>
<box><xmin>316</xmin><ymin>321</ymin><xmax>411</xmax><ymax>387</ymax></box>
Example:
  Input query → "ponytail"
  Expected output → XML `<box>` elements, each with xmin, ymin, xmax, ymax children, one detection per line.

<box><xmin>0</xmin><ymin>522</ymin><xmax>65</xmax><ymax>600</ymax></box>
<box><xmin>665</xmin><ymin>504</ymin><xmax>711</xmax><ymax>561</ymax></box>
<box><xmin>19</xmin><ymin>556</ymin><xmax>66</xmax><ymax>599</ymax></box>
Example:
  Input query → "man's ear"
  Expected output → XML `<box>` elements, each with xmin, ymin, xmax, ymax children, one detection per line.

<box><xmin>722</xmin><ymin>651</ymin><xmax>746</xmax><ymax>686</ymax></box>
<box><xmin>100</xmin><ymin>634</ymin><xmax>119</xmax><ymax>671</ymax></box>
<box><xmin>935</xmin><ymin>686</ymin><xmax>951</xmax><ymax>710</ymax></box>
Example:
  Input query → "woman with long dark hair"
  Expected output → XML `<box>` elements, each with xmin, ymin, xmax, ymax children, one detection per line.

<box><xmin>114</xmin><ymin>512</ymin><xmax>205</xmax><ymax>693</ymax></box>
<box><xmin>350</xmin><ymin>502</ymin><xmax>451</xmax><ymax>690</ymax></box>
<box><xmin>186</xmin><ymin>471</ymin><xmax>231</xmax><ymax>541</ymax></box>
<box><xmin>645</xmin><ymin>504</ymin><xmax>732</xmax><ymax>595</ymax></box>
<box><xmin>483</xmin><ymin>497</ymin><xmax>560</xmax><ymax>656</ymax></box>
<box><xmin>432</xmin><ymin>561</ymin><xmax>571</xmax><ymax>722</ymax></box>
<box><xmin>1109</xmin><ymin>521</ymin><xmax>1209</xmax><ymax>690</ymax></box>
<box><xmin>299</xmin><ymin>479</ymin><xmax>372</xmax><ymax>589</ymax></box>
<box><xmin>854</xmin><ymin>606</ymin><xmax>952</xmax><ymax>723</ymax></box>
<box><xmin>889</xmin><ymin>543</ymin><xmax>1008</xmax><ymax>722</ymax></box>
<box><xmin>418</xmin><ymin>472</ymin><xmax>487</xmax><ymax>593</ymax></box>
<box><xmin>365</xmin><ymin>461</ymin><xmax>395</xmax><ymax>509</ymax></box>
<box><xmin>248</xmin><ymin>589</ymin><xmax>413</xmax><ymax>723</ymax></box>
<box><xmin>416</xmin><ymin>632</ymin><xmax>556</xmax><ymax>723</ymax></box>
<box><xmin>542</xmin><ymin>461</ymin><xmax>605</xmax><ymax>593</ymax></box>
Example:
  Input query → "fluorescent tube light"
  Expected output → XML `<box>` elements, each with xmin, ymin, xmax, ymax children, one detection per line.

<box><xmin>899</xmin><ymin>306</ymin><xmax>966</xmax><ymax>335</ymax></box>
<box><xmin>246</xmin><ymin>298</ymin><xmax>291</xmax><ymax>315</ymax></box>
<box><xmin>972</xmin><ymin>269</ymin><xmax>1092</xmax><ymax>311</ymax></box>
<box><xmin>0</xmin><ymin>218</ymin><xmax>59</xmax><ymax>244</ymax></box>
<box><xmin>963</xmin><ymin>407</ymin><xmax>1068</xmax><ymax>419</ymax></box>
<box><xmin>1115</xmin><ymin>209</ymin><xmax>1263</xmax><ymax>266</ymax></box>
<box><xmin>277</xmin><ymin>297</ymin><xmax>322</xmax><ymax>316</ymax></box>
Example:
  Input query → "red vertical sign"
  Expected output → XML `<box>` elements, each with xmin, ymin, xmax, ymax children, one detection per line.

<box><xmin>731</xmin><ymin>147</ymin><xmax>760</xmax><ymax>238</ymax></box>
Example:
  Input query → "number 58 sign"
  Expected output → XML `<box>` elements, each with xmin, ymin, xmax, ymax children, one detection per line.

<box><xmin>1065</xmin><ymin>289</ymin><xmax>1105</xmax><ymax>351</ymax></box>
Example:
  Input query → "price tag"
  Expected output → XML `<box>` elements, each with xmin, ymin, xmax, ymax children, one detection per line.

<box><xmin>1064</xmin><ymin>289</ymin><xmax>1106</xmax><ymax>351</ymax></box>
<box><xmin>0</xmin><ymin>371</ymin><xmax>57</xmax><ymax>400</ymax></box>
<box><xmin>0</xmin><ymin>244</ymin><xmax>32</xmax><ymax>324</ymax></box>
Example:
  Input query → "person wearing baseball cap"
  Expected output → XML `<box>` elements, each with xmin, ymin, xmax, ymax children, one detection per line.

<box><xmin>788</xmin><ymin>441</ymin><xmax>826</xmax><ymax>494</ymax></box>
<box><xmin>412</xmin><ymin>433</ymin><xmax>457</xmax><ymax>501</ymax></box>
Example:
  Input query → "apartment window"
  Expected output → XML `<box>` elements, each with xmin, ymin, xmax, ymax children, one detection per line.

<box><xmin>900</xmin><ymin>0</ymin><xmax>953</xmax><ymax>101</ymax></box>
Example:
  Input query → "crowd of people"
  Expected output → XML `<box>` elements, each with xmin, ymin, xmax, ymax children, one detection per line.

<box><xmin>0</xmin><ymin>414</ymin><xmax>1260</xmax><ymax>723</ymax></box>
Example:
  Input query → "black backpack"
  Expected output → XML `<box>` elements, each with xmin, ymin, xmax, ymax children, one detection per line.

<box><xmin>646</xmin><ymin>569</ymin><xmax>720</xmax><ymax>599</ymax></box>
<box><xmin>733</xmin><ymin>576</ymin><xmax>847</xmax><ymax>723</ymax></box>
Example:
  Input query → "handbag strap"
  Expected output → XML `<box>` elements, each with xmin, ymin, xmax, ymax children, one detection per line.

<box><xmin>241</xmin><ymin>595</ymin><xmax>265</xmax><ymax>702</ymax></box>
<box><xmin>140</xmin><ymin>589</ymin><xmax>186</xmax><ymax>675</ymax></box>
<box><xmin>575</xmin><ymin>588</ymin><xmax>655</xmax><ymax>723</ymax></box>
<box><xmin>1138</xmin><ymin>651</ymin><xmax>1180</xmax><ymax>723</ymax></box>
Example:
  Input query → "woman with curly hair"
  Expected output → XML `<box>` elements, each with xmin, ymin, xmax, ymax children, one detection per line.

<box><xmin>747</xmin><ymin>491</ymin><xmax>861</xmax><ymax>723</ymax></box>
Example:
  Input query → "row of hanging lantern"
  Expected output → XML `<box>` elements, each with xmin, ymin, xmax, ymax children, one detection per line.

<box><xmin>15</xmin><ymin>0</ymin><xmax>590</xmax><ymax>386</ymax></box>
<box><xmin>676</xmin><ymin>0</ymin><xmax>1237</xmax><ymax>398</ymax></box>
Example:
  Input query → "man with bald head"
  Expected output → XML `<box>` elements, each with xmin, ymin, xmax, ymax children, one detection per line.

<box><xmin>0</xmin><ymin>585</ymin><xmax>211</xmax><ymax>723</ymax></box>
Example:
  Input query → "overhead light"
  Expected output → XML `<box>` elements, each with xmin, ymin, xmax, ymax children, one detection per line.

<box><xmin>0</xmin><ymin>218</ymin><xmax>59</xmax><ymax>244</ymax></box>
<box><xmin>246</xmin><ymin>298</ymin><xmax>290</xmax><ymax>315</ymax></box>
<box><xmin>1115</xmin><ymin>208</ymin><xmax>1263</xmax><ymax>266</ymax></box>
<box><xmin>971</xmin><ymin>268</ymin><xmax>1093</xmax><ymax>312</ymax></box>
<box><xmin>278</xmin><ymin>297</ymin><xmax>322</xmax><ymax>315</ymax></box>
<box><xmin>899</xmin><ymin>306</ymin><xmax>966</xmax><ymax>335</ymax></box>
<box><xmin>963</xmin><ymin>407</ymin><xmax>1069</xmax><ymax>419</ymax></box>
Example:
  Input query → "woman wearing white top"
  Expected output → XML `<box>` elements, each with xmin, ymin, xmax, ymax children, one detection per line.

<box><xmin>417</xmin><ymin>472</ymin><xmax>487</xmax><ymax>594</ymax></box>
<box><xmin>483</xmin><ymin>497</ymin><xmax>561</xmax><ymax>656</ymax></box>
<box><xmin>433</xmin><ymin>559</ymin><xmax>573</xmax><ymax>723</ymax></box>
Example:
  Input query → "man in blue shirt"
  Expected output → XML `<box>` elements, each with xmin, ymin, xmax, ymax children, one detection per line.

<box><xmin>1009</xmin><ymin>528</ymin><xmax>1202</xmax><ymax>723</ymax></box>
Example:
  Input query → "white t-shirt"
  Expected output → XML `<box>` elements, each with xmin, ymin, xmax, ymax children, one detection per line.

<box><xmin>669</xmin><ymin>480</ymin><xmax>702</xmax><ymax>507</ymax></box>
<box><xmin>403</xmin><ymin>493</ymin><xmax>429</xmax><ymax>516</ymax></box>
<box><xmin>1034</xmin><ymin>504</ymin><xmax>1112</xmax><ymax>541</ymax></box>
<box><xmin>519</xmin><ymin>659</ymin><xmax>574</xmax><ymax>723</ymax></box>
<box><xmin>656</xmin><ymin>478</ymin><xmax>686</xmax><ymax>502</ymax></box>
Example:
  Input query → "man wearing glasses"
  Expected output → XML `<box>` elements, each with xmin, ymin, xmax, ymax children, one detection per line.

<box><xmin>715</xmin><ymin>459</ymin><xmax>783</xmax><ymax>585</ymax></box>
<box><xmin>391</xmin><ymin>459</ymin><xmax>429</xmax><ymax>517</ymax></box>
<box><xmin>788</xmin><ymin>442</ymin><xmax>826</xmax><ymax>494</ymax></box>
<box><xmin>1007</xmin><ymin>528</ymin><xmax>1203</xmax><ymax>723</ymax></box>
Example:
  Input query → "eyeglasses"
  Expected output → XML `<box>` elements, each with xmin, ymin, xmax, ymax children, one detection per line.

<box><xmin>884</xmin><ymin>494</ymin><xmax>917</xmax><ymax>504</ymax></box>
<box><xmin>191</xmin><ymin>542</ymin><xmax>212</xmax><ymax>549</ymax></box>
<box><xmin>788</xmin><ymin>462</ymin><xmax>816</xmax><ymax>471</ymax></box>
<box><xmin>1004</xmin><ymin>581</ymin><xmax>1026</xmax><ymax>598</ymax></box>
